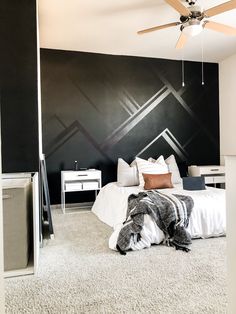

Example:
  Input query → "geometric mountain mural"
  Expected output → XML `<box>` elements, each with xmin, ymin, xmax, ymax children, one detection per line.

<box><xmin>40</xmin><ymin>49</ymin><xmax>219</xmax><ymax>204</ymax></box>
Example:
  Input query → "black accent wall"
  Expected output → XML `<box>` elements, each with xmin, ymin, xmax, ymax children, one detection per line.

<box><xmin>41</xmin><ymin>49</ymin><xmax>219</xmax><ymax>204</ymax></box>
<box><xmin>0</xmin><ymin>0</ymin><xmax>39</xmax><ymax>173</ymax></box>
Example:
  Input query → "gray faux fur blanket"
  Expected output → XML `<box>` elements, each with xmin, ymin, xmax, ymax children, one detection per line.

<box><xmin>116</xmin><ymin>190</ymin><xmax>194</xmax><ymax>254</ymax></box>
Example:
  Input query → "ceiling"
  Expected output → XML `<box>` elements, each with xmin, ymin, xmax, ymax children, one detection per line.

<box><xmin>38</xmin><ymin>0</ymin><xmax>236</xmax><ymax>62</ymax></box>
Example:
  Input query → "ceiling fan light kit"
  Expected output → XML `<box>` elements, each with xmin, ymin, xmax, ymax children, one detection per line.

<box><xmin>138</xmin><ymin>0</ymin><xmax>236</xmax><ymax>48</ymax></box>
<box><xmin>182</xmin><ymin>20</ymin><xmax>203</xmax><ymax>37</ymax></box>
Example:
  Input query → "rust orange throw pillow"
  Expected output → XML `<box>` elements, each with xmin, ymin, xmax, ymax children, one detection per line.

<box><xmin>142</xmin><ymin>172</ymin><xmax>173</xmax><ymax>190</ymax></box>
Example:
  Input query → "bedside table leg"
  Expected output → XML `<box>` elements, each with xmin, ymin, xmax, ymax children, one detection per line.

<box><xmin>61</xmin><ymin>191</ymin><xmax>65</xmax><ymax>214</ymax></box>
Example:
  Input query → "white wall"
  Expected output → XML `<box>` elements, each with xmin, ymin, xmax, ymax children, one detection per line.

<box><xmin>0</xmin><ymin>126</ymin><xmax>5</xmax><ymax>312</ymax></box>
<box><xmin>225</xmin><ymin>156</ymin><xmax>236</xmax><ymax>314</ymax></box>
<box><xmin>219</xmin><ymin>53</ymin><xmax>236</xmax><ymax>157</ymax></box>
<box><xmin>219</xmin><ymin>53</ymin><xmax>236</xmax><ymax>314</ymax></box>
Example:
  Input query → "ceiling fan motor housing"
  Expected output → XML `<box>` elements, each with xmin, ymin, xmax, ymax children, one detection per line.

<box><xmin>189</xmin><ymin>5</ymin><xmax>203</xmax><ymax>16</ymax></box>
<box><xmin>180</xmin><ymin>5</ymin><xmax>202</xmax><ymax>23</ymax></box>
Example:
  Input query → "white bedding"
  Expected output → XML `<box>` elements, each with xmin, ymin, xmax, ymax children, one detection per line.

<box><xmin>92</xmin><ymin>182</ymin><xmax>226</xmax><ymax>250</ymax></box>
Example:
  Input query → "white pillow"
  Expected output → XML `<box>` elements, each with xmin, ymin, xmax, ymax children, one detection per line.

<box><xmin>165</xmin><ymin>155</ymin><xmax>182</xmax><ymax>184</ymax></box>
<box><xmin>148</xmin><ymin>157</ymin><xmax>156</xmax><ymax>163</ymax></box>
<box><xmin>117</xmin><ymin>158</ymin><xmax>139</xmax><ymax>187</ymax></box>
<box><xmin>136</xmin><ymin>156</ymin><xmax>169</xmax><ymax>187</ymax></box>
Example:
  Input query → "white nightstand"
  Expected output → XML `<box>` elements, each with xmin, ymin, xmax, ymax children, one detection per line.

<box><xmin>61</xmin><ymin>169</ymin><xmax>102</xmax><ymax>213</ymax></box>
<box><xmin>188</xmin><ymin>165</ymin><xmax>225</xmax><ymax>187</ymax></box>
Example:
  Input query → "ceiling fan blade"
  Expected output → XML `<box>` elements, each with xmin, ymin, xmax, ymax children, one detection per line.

<box><xmin>175</xmin><ymin>32</ymin><xmax>187</xmax><ymax>49</ymax></box>
<box><xmin>165</xmin><ymin>0</ymin><xmax>191</xmax><ymax>16</ymax></box>
<box><xmin>137</xmin><ymin>22</ymin><xmax>181</xmax><ymax>35</ymax></box>
<box><xmin>204</xmin><ymin>0</ymin><xmax>236</xmax><ymax>17</ymax></box>
<box><xmin>204</xmin><ymin>21</ymin><xmax>236</xmax><ymax>35</ymax></box>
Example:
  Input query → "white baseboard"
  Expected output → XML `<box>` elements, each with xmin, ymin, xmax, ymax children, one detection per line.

<box><xmin>51</xmin><ymin>202</ymin><xmax>94</xmax><ymax>210</ymax></box>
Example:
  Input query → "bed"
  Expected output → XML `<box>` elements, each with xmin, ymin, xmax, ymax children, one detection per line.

<box><xmin>91</xmin><ymin>182</ymin><xmax>226</xmax><ymax>251</ymax></box>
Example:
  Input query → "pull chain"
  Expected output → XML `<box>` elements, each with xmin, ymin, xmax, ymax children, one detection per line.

<box><xmin>182</xmin><ymin>59</ymin><xmax>185</xmax><ymax>87</ymax></box>
<box><xmin>201</xmin><ymin>29</ymin><xmax>205</xmax><ymax>86</ymax></box>
<box><xmin>182</xmin><ymin>50</ymin><xmax>185</xmax><ymax>87</ymax></box>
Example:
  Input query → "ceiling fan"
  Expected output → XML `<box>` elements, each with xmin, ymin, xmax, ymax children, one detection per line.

<box><xmin>137</xmin><ymin>0</ymin><xmax>236</xmax><ymax>49</ymax></box>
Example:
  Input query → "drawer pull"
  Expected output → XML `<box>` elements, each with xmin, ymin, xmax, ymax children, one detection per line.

<box><xmin>77</xmin><ymin>174</ymin><xmax>88</xmax><ymax>177</ymax></box>
<box><xmin>210</xmin><ymin>169</ymin><xmax>219</xmax><ymax>172</ymax></box>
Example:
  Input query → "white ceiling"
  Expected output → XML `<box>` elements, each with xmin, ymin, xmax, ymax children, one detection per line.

<box><xmin>38</xmin><ymin>0</ymin><xmax>236</xmax><ymax>62</ymax></box>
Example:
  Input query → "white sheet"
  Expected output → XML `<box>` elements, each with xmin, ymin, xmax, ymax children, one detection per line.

<box><xmin>92</xmin><ymin>182</ymin><xmax>226</xmax><ymax>250</ymax></box>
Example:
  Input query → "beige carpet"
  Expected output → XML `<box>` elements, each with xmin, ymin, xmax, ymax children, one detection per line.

<box><xmin>5</xmin><ymin>209</ymin><xmax>227</xmax><ymax>314</ymax></box>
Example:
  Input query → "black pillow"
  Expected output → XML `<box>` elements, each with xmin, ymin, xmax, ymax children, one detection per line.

<box><xmin>182</xmin><ymin>176</ymin><xmax>206</xmax><ymax>191</ymax></box>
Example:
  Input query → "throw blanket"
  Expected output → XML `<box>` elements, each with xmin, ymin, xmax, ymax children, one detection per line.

<box><xmin>116</xmin><ymin>190</ymin><xmax>194</xmax><ymax>255</ymax></box>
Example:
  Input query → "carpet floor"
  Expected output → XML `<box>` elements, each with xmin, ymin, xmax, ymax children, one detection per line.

<box><xmin>5</xmin><ymin>209</ymin><xmax>227</xmax><ymax>314</ymax></box>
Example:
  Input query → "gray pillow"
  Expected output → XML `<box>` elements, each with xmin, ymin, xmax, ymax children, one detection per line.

<box><xmin>165</xmin><ymin>155</ymin><xmax>182</xmax><ymax>184</ymax></box>
<box><xmin>117</xmin><ymin>158</ymin><xmax>139</xmax><ymax>186</ymax></box>
<box><xmin>183</xmin><ymin>176</ymin><xmax>206</xmax><ymax>190</ymax></box>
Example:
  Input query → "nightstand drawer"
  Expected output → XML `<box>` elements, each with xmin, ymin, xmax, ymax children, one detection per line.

<box><xmin>63</xmin><ymin>171</ymin><xmax>101</xmax><ymax>181</ymax></box>
<box><xmin>213</xmin><ymin>176</ymin><xmax>225</xmax><ymax>184</ymax></box>
<box><xmin>83</xmin><ymin>182</ymin><xmax>99</xmax><ymax>190</ymax></box>
<box><xmin>204</xmin><ymin>167</ymin><xmax>224</xmax><ymax>175</ymax></box>
<box><xmin>65</xmin><ymin>182</ymin><xmax>83</xmax><ymax>191</ymax></box>
<box><xmin>204</xmin><ymin>176</ymin><xmax>214</xmax><ymax>184</ymax></box>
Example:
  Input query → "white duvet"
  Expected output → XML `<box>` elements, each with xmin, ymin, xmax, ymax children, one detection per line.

<box><xmin>91</xmin><ymin>182</ymin><xmax>226</xmax><ymax>251</ymax></box>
